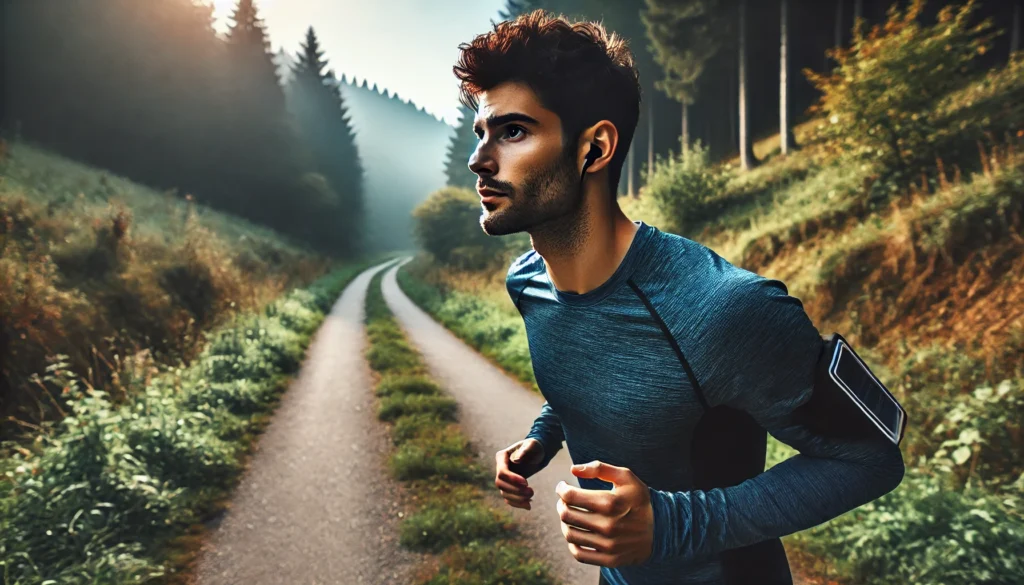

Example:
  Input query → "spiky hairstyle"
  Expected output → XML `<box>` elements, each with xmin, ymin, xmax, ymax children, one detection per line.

<box><xmin>453</xmin><ymin>9</ymin><xmax>641</xmax><ymax>193</ymax></box>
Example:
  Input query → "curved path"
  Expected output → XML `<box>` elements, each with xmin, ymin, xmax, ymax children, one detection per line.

<box><xmin>382</xmin><ymin>257</ymin><xmax>601</xmax><ymax>585</ymax></box>
<box><xmin>193</xmin><ymin>259</ymin><xmax>426</xmax><ymax>585</ymax></box>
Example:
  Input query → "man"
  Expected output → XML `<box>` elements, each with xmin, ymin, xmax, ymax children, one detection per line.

<box><xmin>453</xmin><ymin>9</ymin><xmax>905</xmax><ymax>585</ymax></box>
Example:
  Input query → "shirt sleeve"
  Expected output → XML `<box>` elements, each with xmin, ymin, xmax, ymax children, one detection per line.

<box><xmin>525</xmin><ymin>401</ymin><xmax>565</xmax><ymax>469</ymax></box>
<box><xmin>644</xmin><ymin>274</ymin><xmax>906</xmax><ymax>564</ymax></box>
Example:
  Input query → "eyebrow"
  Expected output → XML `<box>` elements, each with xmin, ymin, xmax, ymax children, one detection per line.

<box><xmin>473</xmin><ymin>112</ymin><xmax>540</xmax><ymax>136</ymax></box>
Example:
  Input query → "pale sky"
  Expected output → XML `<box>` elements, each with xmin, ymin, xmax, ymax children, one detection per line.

<box><xmin>210</xmin><ymin>0</ymin><xmax>508</xmax><ymax>126</ymax></box>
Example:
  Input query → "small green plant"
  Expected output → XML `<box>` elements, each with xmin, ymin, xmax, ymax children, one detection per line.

<box><xmin>644</xmin><ymin>141</ymin><xmax>731</xmax><ymax>235</ymax></box>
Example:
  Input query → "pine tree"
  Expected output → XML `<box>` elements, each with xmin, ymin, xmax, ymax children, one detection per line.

<box><xmin>287</xmin><ymin>26</ymin><xmax>366</xmax><ymax>255</ymax></box>
<box><xmin>497</xmin><ymin>0</ymin><xmax>542</xmax><ymax>22</ymax></box>
<box><xmin>643</xmin><ymin>0</ymin><xmax>722</xmax><ymax>153</ymax></box>
<box><xmin>222</xmin><ymin>0</ymin><xmax>309</xmax><ymax>230</ymax></box>
<box><xmin>445</xmin><ymin>104</ymin><xmax>480</xmax><ymax>190</ymax></box>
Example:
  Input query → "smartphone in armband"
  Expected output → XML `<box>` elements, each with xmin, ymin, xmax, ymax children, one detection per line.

<box><xmin>795</xmin><ymin>333</ymin><xmax>907</xmax><ymax>446</ymax></box>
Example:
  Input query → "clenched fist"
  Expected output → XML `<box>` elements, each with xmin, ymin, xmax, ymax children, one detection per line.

<box><xmin>494</xmin><ymin>438</ymin><xmax>545</xmax><ymax>510</ymax></box>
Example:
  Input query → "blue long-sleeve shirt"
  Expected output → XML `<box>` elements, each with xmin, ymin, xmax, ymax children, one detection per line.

<box><xmin>506</xmin><ymin>220</ymin><xmax>905</xmax><ymax>585</ymax></box>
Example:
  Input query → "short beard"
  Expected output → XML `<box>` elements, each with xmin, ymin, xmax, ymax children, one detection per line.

<box><xmin>480</xmin><ymin>143</ymin><xmax>589</xmax><ymax>253</ymax></box>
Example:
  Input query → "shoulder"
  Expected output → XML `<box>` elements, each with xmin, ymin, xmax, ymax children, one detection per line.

<box><xmin>505</xmin><ymin>248</ymin><xmax>544</xmax><ymax>304</ymax></box>
<box><xmin>639</xmin><ymin>231</ymin><xmax>808</xmax><ymax>342</ymax></box>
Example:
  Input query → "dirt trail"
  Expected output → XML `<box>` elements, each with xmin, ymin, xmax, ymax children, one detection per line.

<box><xmin>382</xmin><ymin>258</ymin><xmax>602</xmax><ymax>585</ymax></box>
<box><xmin>193</xmin><ymin>259</ymin><xmax>425</xmax><ymax>585</ymax></box>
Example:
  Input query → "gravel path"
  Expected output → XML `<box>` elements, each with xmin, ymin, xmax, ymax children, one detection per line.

<box><xmin>193</xmin><ymin>259</ymin><xmax>426</xmax><ymax>585</ymax></box>
<box><xmin>382</xmin><ymin>257</ymin><xmax>601</xmax><ymax>585</ymax></box>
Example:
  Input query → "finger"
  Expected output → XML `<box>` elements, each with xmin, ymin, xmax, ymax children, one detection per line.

<box><xmin>555</xmin><ymin>482</ymin><xmax>614</xmax><ymax>516</ymax></box>
<box><xmin>499</xmin><ymin>488</ymin><xmax>533</xmax><ymax>504</ymax></box>
<box><xmin>557</xmin><ymin>497</ymin><xmax>611</xmax><ymax>536</ymax></box>
<box><xmin>496</xmin><ymin>477</ymin><xmax>533</xmax><ymax>497</ymax></box>
<box><xmin>497</xmin><ymin>468</ymin><xmax>529</xmax><ymax>489</ymax></box>
<box><xmin>563</xmin><ymin>524</ymin><xmax>615</xmax><ymax>554</ymax></box>
<box><xmin>567</xmin><ymin>542</ymin><xmax>618</xmax><ymax>567</ymax></box>
<box><xmin>505</xmin><ymin>496</ymin><xmax>532</xmax><ymax>510</ymax></box>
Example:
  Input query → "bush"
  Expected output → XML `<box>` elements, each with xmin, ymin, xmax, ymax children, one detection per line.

<box><xmin>805</xmin><ymin>0</ymin><xmax>997</xmax><ymax>175</ymax></box>
<box><xmin>795</xmin><ymin>467</ymin><xmax>1024</xmax><ymax>585</ymax></box>
<box><xmin>411</xmin><ymin>186</ymin><xmax>504</xmax><ymax>269</ymax></box>
<box><xmin>644</xmin><ymin>141</ymin><xmax>731</xmax><ymax>235</ymax></box>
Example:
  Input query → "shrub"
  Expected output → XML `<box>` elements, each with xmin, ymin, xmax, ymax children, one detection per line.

<box><xmin>411</xmin><ymin>186</ymin><xmax>504</xmax><ymax>269</ymax></box>
<box><xmin>644</xmin><ymin>141</ymin><xmax>731</xmax><ymax>235</ymax></box>
<box><xmin>805</xmin><ymin>0</ymin><xmax>997</xmax><ymax>176</ymax></box>
<box><xmin>795</xmin><ymin>467</ymin><xmax>1024</xmax><ymax>585</ymax></box>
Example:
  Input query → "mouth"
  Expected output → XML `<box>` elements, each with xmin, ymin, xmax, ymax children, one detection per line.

<box><xmin>478</xmin><ymin>188</ymin><xmax>508</xmax><ymax>204</ymax></box>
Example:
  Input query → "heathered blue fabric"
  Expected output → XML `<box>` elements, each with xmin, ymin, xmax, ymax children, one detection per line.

<box><xmin>506</xmin><ymin>220</ymin><xmax>906</xmax><ymax>585</ymax></box>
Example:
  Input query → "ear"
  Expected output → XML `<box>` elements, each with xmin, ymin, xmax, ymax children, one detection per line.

<box><xmin>579</xmin><ymin>120</ymin><xmax>618</xmax><ymax>176</ymax></box>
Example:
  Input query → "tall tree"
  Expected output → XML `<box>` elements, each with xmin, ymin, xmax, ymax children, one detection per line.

<box><xmin>1012</xmin><ymin>0</ymin><xmax>1021</xmax><ymax>56</ymax></box>
<box><xmin>780</xmin><ymin>0</ymin><xmax>797</xmax><ymax>155</ymax></box>
<box><xmin>643</xmin><ymin>0</ymin><xmax>722</xmax><ymax>153</ymax></box>
<box><xmin>222</xmin><ymin>0</ymin><xmax>309</xmax><ymax>228</ymax></box>
<box><xmin>445</xmin><ymin>105</ymin><xmax>480</xmax><ymax>190</ymax></box>
<box><xmin>737</xmin><ymin>0</ymin><xmax>757</xmax><ymax>169</ymax></box>
<box><xmin>498</xmin><ymin>0</ymin><xmax>543</xmax><ymax>22</ymax></box>
<box><xmin>287</xmin><ymin>26</ymin><xmax>366</xmax><ymax>255</ymax></box>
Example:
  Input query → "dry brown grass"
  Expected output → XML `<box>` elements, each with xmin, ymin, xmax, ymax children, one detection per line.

<box><xmin>747</xmin><ymin>136</ymin><xmax>1024</xmax><ymax>385</ymax></box>
<box><xmin>0</xmin><ymin>142</ymin><xmax>332</xmax><ymax>442</ymax></box>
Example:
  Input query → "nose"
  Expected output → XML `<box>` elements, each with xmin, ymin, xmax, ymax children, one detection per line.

<box><xmin>468</xmin><ymin>143</ymin><xmax>495</xmax><ymax>179</ymax></box>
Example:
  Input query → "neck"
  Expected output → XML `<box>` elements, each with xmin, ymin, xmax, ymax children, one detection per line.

<box><xmin>530</xmin><ymin>184</ymin><xmax>638</xmax><ymax>295</ymax></box>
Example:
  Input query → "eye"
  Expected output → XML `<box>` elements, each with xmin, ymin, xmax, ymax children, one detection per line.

<box><xmin>504</xmin><ymin>125</ymin><xmax>526</xmax><ymax>140</ymax></box>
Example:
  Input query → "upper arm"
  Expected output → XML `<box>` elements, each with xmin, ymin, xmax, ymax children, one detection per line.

<box><xmin>701</xmin><ymin>274</ymin><xmax>824</xmax><ymax>433</ymax></box>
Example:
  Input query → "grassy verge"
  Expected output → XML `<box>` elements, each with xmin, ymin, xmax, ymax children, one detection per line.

<box><xmin>0</xmin><ymin>140</ymin><xmax>333</xmax><ymax>443</ymax></box>
<box><xmin>363</xmin><ymin>264</ymin><xmax>557</xmax><ymax>585</ymax></box>
<box><xmin>0</xmin><ymin>253</ymin><xmax>396</xmax><ymax>585</ymax></box>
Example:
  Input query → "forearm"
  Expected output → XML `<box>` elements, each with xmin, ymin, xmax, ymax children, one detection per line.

<box><xmin>525</xmin><ymin>401</ymin><xmax>565</xmax><ymax>468</ymax></box>
<box><xmin>646</xmin><ymin>431</ymin><xmax>905</xmax><ymax>563</ymax></box>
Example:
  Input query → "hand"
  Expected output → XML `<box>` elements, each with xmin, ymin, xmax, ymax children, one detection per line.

<box><xmin>494</xmin><ymin>438</ymin><xmax>544</xmax><ymax>510</ymax></box>
<box><xmin>555</xmin><ymin>460</ymin><xmax>655</xmax><ymax>568</ymax></box>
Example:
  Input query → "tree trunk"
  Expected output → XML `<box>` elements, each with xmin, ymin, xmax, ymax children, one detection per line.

<box><xmin>1012</xmin><ymin>1</ymin><xmax>1021</xmax><ymax>55</ymax></box>
<box><xmin>738</xmin><ymin>0</ymin><xmax>757</xmax><ymax>170</ymax></box>
<box><xmin>647</xmin><ymin>98</ymin><xmax>653</xmax><ymax>185</ymax></box>
<box><xmin>780</xmin><ymin>0</ymin><xmax>790</xmax><ymax>156</ymax></box>
<box><xmin>834</xmin><ymin>0</ymin><xmax>844</xmax><ymax>48</ymax></box>
<box><xmin>627</xmin><ymin>140</ymin><xmax>635</xmax><ymax>198</ymax></box>
<box><xmin>682</xmin><ymin>101</ymin><xmax>689</xmax><ymax>153</ymax></box>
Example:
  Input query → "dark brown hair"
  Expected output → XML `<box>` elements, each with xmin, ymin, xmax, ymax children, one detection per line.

<box><xmin>453</xmin><ymin>9</ymin><xmax>642</xmax><ymax>194</ymax></box>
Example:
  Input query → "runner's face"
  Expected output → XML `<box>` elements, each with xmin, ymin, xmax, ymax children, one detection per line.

<box><xmin>468</xmin><ymin>81</ymin><xmax>582</xmax><ymax>236</ymax></box>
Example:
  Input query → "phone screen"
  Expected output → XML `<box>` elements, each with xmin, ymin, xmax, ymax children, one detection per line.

<box><xmin>830</xmin><ymin>342</ymin><xmax>904</xmax><ymax>444</ymax></box>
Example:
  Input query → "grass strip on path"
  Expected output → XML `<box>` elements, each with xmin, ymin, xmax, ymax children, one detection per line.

<box><xmin>363</xmin><ymin>264</ymin><xmax>558</xmax><ymax>585</ymax></box>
